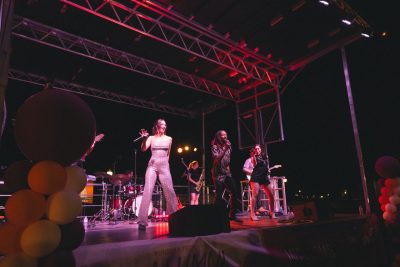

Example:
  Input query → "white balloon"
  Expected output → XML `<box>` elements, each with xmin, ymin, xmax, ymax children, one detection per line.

<box><xmin>385</xmin><ymin>203</ymin><xmax>397</xmax><ymax>213</ymax></box>
<box><xmin>389</xmin><ymin>195</ymin><xmax>400</xmax><ymax>205</ymax></box>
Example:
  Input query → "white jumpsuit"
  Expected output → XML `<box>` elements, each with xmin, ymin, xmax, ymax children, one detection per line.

<box><xmin>138</xmin><ymin>144</ymin><xmax>177</xmax><ymax>226</ymax></box>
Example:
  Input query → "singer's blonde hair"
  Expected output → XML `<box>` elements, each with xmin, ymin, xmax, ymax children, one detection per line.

<box><xmin>188</xmin><ymin>160</ymin><xmax>199</xmax><ymax>169</ymax></box>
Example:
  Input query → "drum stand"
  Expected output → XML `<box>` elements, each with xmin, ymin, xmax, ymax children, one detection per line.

<box><xmin>90</xmin><ymin>180</ymin><xmax>110</xmax><ymax>227</ymax></box>
<box><xmin>109</xmin><ymin>183</ymin><xmax>124</xmax><ymax>225</ymax></box>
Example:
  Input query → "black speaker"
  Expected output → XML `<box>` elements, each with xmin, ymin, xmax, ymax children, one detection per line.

<box><xmin>290</xmin><ymin>200</ymin><xmax>334</xmax><ymax>221</ymax></box>
<box><xmin>169</xmin><ymin>205</ymin><xmax>231</xmax><ymax>237</ymax></box>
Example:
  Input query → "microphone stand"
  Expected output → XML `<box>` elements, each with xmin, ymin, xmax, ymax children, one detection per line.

<box><xmin>129</xmin><ymin>147</ymin><xmax>139</xmax><ymax>223</ymax></box>
<box><xmin>134</xmin><ymin>148</ymin><xmax>137</xmax><ymax>187</ymax></box>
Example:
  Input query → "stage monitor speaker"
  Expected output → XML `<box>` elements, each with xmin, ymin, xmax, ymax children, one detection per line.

<box><xmin>290</xmin><ymin>200</ymin><xmax>334</xmax><ymax>221</ymax></box>
<box><xmin>169</xmin><ymin>205</ymin><xmax>231</xmax><ymax>237</ymax></box>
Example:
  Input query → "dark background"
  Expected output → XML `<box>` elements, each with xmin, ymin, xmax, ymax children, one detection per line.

<box><xmin>1</xmin><ymin>1</ymin><xmax>398</xmax><ymax>211</ymax></box>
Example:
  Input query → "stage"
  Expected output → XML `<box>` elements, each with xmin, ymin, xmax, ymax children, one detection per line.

<box><xmin>74</xmin><ymin>214</ymin><xmax>387</xmax><ymax>267</ymax></box>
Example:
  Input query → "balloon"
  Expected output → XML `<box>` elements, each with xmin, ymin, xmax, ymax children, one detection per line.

<box><xmin>58</xmin><ymin>219</ymin><xmax>85</xmax><ymax>250</ymax></box>
<box><xmin>375</xmin><ymin>156</ymin><xmax>400</xmax><ymax>178</ymax></box>
<box><xmin>2</xmin><ymin>160</ymin><xmax>32</xmax><ymax>193</ymax></box>
<box><xmin>0</xmin><ymin>222</ymin><xmax>22</xmax><ymax>255</ymax></box>
<box><xmin>46</xmin><ymin>190</ymin><xmax>82</xmax><ymax>225</ymax></box>
<box><xmin>378</xmin><ymin>195</ymin><xmax>389</xmax><ymax>204</ymax></box>
<box><xmin>14</xmin><ymin>89</ymin><xmax>96</xmax><ymax>166</ymax></box>
<box><xmin>380</xmin><ymin>203</ymin><xmax>386</xmax><ymax>212</ymax></box>
<box><xmin>385</xmin><ymin>203</ymin><xmax>397</xmax><ymax>213</ymax></box>
<box><xmin>389</xmin><ymin>195</ymin><xmax>400</xmax><ymax>205</ymax></box>
<box><xmin>0</xmin><ymin>252</ymin><xmax>37</xmax><ymax>267</ymax></box>
<box><xmin>65</xmin><ymin>166</ymin><xmax>87</xmax><ymax>193</ymax></box>
<box><xmin>28</xmin><ymin>161</ymin><xmax>67</xmax><ymax>195</ymax></box>
<box><xmin>383</xmin><ymin>211</ymin><xmax>394</xmax><ymax>221</ymax></box>
<box><xmin>380</xmin><ymin>187</ymin><xmax>391</xmax><ymax>197</ymax></box>
<box><xmin>20</xmin><ymin>220</ymin><xmax>61</xmax><ymax>258</ymax></box>
<box><xmin>393</xmin><ymin>187</ymin><xmax>400</xmax><ymax>196</ymax></box>
<box><xmin>5</xmin><ymin>189</ymin><xmax>46</xmax><ymax>227</ymax></box>
<box><xmin>38</xmin><ymin>250</ymin><xmax>76</xmax><ymax>267</ymax></box>
<box><xmin>384</xmin><ymin>178</ymin><xmax>398</xmax><ymax>188</ymax></box>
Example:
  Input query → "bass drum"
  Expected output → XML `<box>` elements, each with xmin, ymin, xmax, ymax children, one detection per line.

<box><xmin>123</xmin><ymin>195</ymin><xmax>153</xmax><ymax>217</ymax></box>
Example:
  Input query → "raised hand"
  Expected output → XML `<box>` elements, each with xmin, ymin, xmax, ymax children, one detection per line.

<box><xmin>139</xmin><ymin>128</ymin><xmax>149</xmax><ymax>138</ymax></box>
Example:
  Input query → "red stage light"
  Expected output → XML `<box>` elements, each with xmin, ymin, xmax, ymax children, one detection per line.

<box><xmin>229</xmin><ymin>71</ymin><xmax>238</xmax><ymax>78</ymax></box>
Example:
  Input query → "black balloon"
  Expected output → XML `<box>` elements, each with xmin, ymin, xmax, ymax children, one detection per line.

<box><xmin>2</xmin><ymin>160</ymin><xmax>32</xmax><ymax>193</ymax></box>
<box><xmin>14</xmin><ymin>89</ymin><xmax>96</xmax><ymax>166</ymax></box>
<box><xmin>58</xmin><ymin>219</ymin><xmax>85</xmax><ymax>250</ymax></box>
<box><xmin>375</xmin><ymin>156</ymin><xmax>400</xmax><ymax>178</ymax></box>
<box><xmin>38</xmin><ymin>249</ymin><xmax>76</xmax><ymax>267</ymax></box>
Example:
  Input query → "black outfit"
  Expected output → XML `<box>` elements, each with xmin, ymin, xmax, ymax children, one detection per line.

<box><xmin>251</xmin><ymin>155</ymin><xmax>270</xmax><ymax>185</ymax></box>
<box><xmin>211</xmin><ymin>144</ymin><xmax>239</xmax><ymax>219</ymax></box>
<box><xmin>188</xmin><ymin>168</ymin><xmax>202</xmax><ymax>194</ymax></box>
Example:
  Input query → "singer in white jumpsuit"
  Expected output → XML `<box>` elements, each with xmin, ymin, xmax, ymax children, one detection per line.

<box><xmin>137</xmin><ymin>119</ymin><xmax>177</xmax><ymax>230</ymax></box>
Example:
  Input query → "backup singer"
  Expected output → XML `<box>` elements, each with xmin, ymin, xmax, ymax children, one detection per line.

<box><xmin>249</xmin><ymin>144</ymin><xmax>276</xmax><ymax>220</ymax></box>
<box><xmin>243</xmin><ymin>148</ymin><xmax>268</xmax><ymax>216</ymax></box>
<box><xmin>211</xmin><ymin>130</ymin><xmax>240</xmax><ymax>221</ymax></box>
<box><xmin>137</xmin><ymin>118</ymin><xmax>177</xmax><ymax>230</ymax></box>
<box><xmin>186</xmin><ymin>160</ymin><xmax>202</xmax><ymax>205</ymax></box>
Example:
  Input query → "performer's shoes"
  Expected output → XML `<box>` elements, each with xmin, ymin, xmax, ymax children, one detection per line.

<box><xmin>138</xmin><ymin>224</ymin><xmax>146</xmax><ymax>231</ymax></box>
<box><xmin>269</xmin><ymin>212</ymin><xmax>278</xmax><ymax>219</ymax></box>
<box><xmin>250</xmin><ymin>214</ymin><xmax>260</xmax><ymax>221</ymax></box>
<box><xmin>258</xmin><ymin>207</ymin><xmax>267</xmax><ymax>212</ymax></box>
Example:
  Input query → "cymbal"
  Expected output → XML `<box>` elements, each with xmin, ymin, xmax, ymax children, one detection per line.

<box><xmin>94</xmin><ymin>172</ymin><xmax>111</xmax><ymax>179</ymax></box>
<box><xmin>110</xmin><ymin>174</ymin><xmax>131</xmax><ymax>185</ymax></box>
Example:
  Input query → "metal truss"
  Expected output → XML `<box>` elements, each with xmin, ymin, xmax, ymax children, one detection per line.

<box><xmin>8</xmin><ymin>69</ymin><xmax>195</xmax><ymax>118</ymax></box>
<box><xmin>60</xmin><ymin>0</ymin><xmax>287</xmax><ymax>86</ymax></box>
<box><xmin>12</xmin><ymin>17</ymin><xmax>238</xmax><ymax>101</ymax></box>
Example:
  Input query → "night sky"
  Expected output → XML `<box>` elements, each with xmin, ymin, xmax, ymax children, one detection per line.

<box><xmin>1</xmin><ymin>1</ymin><xmax>398</xmax><ymax>209</ymax></box>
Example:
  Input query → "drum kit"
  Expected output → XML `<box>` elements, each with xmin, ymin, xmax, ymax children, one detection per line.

<box><xmin>89</xmin><ymin>172</ymin><xmax>158</xmax><ymax>225</ymax></box>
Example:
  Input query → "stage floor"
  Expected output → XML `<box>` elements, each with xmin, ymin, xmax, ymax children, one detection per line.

<box><xmin>81</xmin><ymin>213</ymin><xmax>296</xmax><ymax>246</ymax></box>
<box><xmin>73</xmin><ymin>214</ymin><xmax>387</xmax><ymax>267</ymax></box>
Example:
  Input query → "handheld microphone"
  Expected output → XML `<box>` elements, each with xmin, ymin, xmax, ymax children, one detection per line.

<box><xmin>225</xmin><ymin>139</ymin><xmax>231</xmax><ymax>147</ymax></box>
<box><xmin>133</xmin><ymin>135</ymin><xmax>146</xmax><ymax>142</ymax></box>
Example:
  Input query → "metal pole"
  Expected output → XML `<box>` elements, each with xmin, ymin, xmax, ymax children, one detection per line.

<box><xmin>202</xmin><ymin>111</ymin><xmax>206</xmax><ymax>204</ymax></box>
<box><xmin>340</xmin><ymin>47</ymin><xmax>370</xmax><ymax>215</ymax></box>
<box><xmin>0</xmin><ymin>0</ymin><xmax>14</xmax><ymax>138</ymax></box>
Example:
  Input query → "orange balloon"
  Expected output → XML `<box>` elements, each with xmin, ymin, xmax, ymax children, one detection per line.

<box><xmin>28</xmin><ymin>161</ymin><xmax>67</xmax><ymax>195</ymax></box>
<box><xmin>65</xmin><ymin>166</ymin><xmax>87</xmax><ymax>193</ymax></box>
<box><xmin>20</xmin><ymin>220</ymin><xmax>61</xmax><ymax>258</ymax></box>
<box><xmin>46</xmin><ymin>190</ymin><xmax>82</xmax><ymax>225</ymax></box>
<box><xmin>5</xmin><ymin>189</ymin><xmax>46</xmax><ymax>227</ymax></box>
<box><xmin>0</xmin><ymin>222</ymin><xmax>22</xmax><ymax>255</ymax></box>
<box><xmin>0</xmin><ymin>252</ymin><xmax>37</xmax><ymax>267</ymax></box>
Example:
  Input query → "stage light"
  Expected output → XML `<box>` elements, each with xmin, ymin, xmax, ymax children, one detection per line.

<box><xmin>361</xmin><ymin>28</ymin><xmax>374</xmax><ymax>38</ymax></box>
<box><xmin>193</xmin><ymin>147</ymin><xmax>198</xmax><ymax>152</ymax></box>
<box><xmin>361</xmin><ymin>33</ymin><xmax>371</xmax><ymax>38</ymax></box>
<box><xmin>318</xmin><ymin>0</ymin><xmax>329</xmax><ymax>6</ymax></box>
<box><xmin>177</xmin><ymin>148</ymin><xmax>183</xmax><ymax>153</ymax></box>
<box><xmin>106</xmin><ymin>170</ymin><xmax>113</xmax><ymax>176</ymax></box>
<box><xmin>184</xmin><ymin>146</ymin><xmax>189</xmax><ymax>151</ymax></box>
<box><xmin>341</xmin><ymin>19</ymin><xmax>352</xmax><ymax>25</ymax></box>
<box><xmin>229</xmin><ymin>71</ymin><xmax>239</xmax><ymax>78</ymax></box>
<box><xmin>283</xmin><ymin>178</ymin><xmax>287</xmax><ymax>183</ymax></box>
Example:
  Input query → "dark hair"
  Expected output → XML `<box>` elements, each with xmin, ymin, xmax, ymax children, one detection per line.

<box><xmin>152</xmin><ymin>118</ymin><xmax>166</xmax><ymax>135</ymax></box>
<box><xmin>210</xmin><ymin>130</ymin><xmax>226</xmax><ymax>146</ymax></box>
